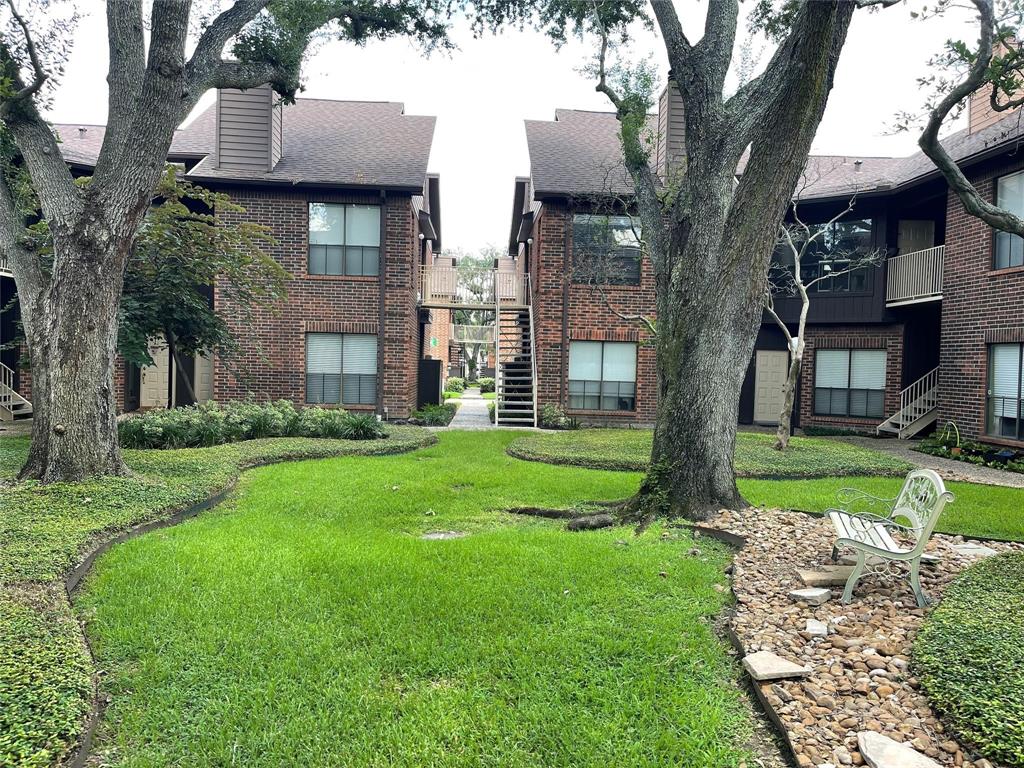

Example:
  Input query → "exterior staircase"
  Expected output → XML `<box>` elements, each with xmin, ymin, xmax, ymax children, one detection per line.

<box><xmin>0</xmin><ymin>361</ymin><xmax>32</xmax><ymax>421</ymax></box>
<box><xmin>876</xmin><ymin>367</ymin><xmax>938</xmax><ymax>439</ymax></box>
<box><xmin>495</xmin><ymin>303</ymin><xmax>537</xmax><ymax>427</ymax></box>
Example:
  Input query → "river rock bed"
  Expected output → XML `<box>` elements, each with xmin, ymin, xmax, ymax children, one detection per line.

<box><xmin>699</xmin><ymin>507</ymin><xmax>1022</xmax><ymax>768</ymax></box>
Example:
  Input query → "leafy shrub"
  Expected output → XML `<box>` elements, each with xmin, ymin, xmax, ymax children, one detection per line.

<box><xmin>488</xmin><ymin>402</ymin><xmax>495</xmax><ymax>423</ymax></box>
<box><xmin>914</xmin><ymin>553</ymin><xmax>1024</xmax><ymax>766</ymax></box>
<box><xmin>118</xmin><ymin>400</ymin><xmax>386</xmax><ymax>448</ymax></box>
<box><xmin>477</xmin><ymin>377</ymin><xmax>495</xmax><ymax>393</ymax></box>
<box><xmin>916</xmin><ymin>432</ymin><xmax>1024</xmax><ymax>474</ymax></box>
<box><xmin>412</xmin><ymin>403</ymin><xmax>458</xmax><ymax>426</ymax></box>
<box><xmin>338</xmin><ymin>412</ymin><xmax>385</xmax><ymax>440</ymax></box>
<box><xmin>445</xmin><ymin>377</ymin><xmax>466</xmax><ymax>393</ymax></box>
<box><xmin>539</xmin><ymin>403</ymin><xmax>576</xmax><ymax>430</ymax></box>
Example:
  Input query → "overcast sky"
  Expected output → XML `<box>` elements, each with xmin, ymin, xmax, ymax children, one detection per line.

<box><xmin>45</xmin><ymin>2</ymin><xmax>976</xmax><ymax>254</ymax></box>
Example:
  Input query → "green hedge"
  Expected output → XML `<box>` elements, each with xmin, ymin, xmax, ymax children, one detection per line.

<box><xmin>477</xmin><ymin>377</ymin><xmax>495</xmax><ymax>393</ymax></box>
<box><xmin>914</xmin><ymin>553</ymin><xmax>1024</xmax><ymax>767</ymax></box>
<box><xmin>445</xmin><ymin>377</ymin><xmax>466</xmax><ymax>393</ymax></box>
<box><xmin>119</xmin><ymin>401</ymin><xmax>385</xmax><ymax>449</ymax></box>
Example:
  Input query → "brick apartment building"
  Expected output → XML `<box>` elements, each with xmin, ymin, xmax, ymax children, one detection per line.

<box><xmin>506</xmin><ymin>83</ymin><xmax>1024</xmax><ymax>447</ymax></box>
<box><xmin>0</xmin><ymin>88</ymin><xmax>447</xmax><ymax>421</ymax></box>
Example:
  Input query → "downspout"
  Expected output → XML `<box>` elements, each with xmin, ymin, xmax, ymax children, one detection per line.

<box><xmin>377</xmin><ymin>189</ymin><xmax>386</xmax><ymax>419</ymax></box>
<box><xmin>560</xmin><ymin>204</ymin><xmax>571</xmax><ymax>407</ymax></box>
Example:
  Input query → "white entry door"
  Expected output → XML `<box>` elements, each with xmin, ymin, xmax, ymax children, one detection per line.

<box><xmin>140</xmin><ymin>341</ymin><xmax>171</xmax><ymax>408</ymax></box>
<box><xmin>754</xmin><ymin>350</ymin><xmax>790</xmax><ymax>424</ymax></box>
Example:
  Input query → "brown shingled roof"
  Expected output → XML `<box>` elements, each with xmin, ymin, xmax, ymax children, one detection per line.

<box><xmin>53</xmin><ymin>97</ymin><xmax>435</xmax><ymax>191</ymax></box>
<box><xmin>524</xmin><ymin>106</ymin><xmax>1024</xmax><ymax>202</ymax></box>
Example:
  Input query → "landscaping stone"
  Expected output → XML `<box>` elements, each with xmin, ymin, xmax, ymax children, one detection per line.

<box><xmin>742</xmin><ymin>651</ymin><xmax>812</xmax><ymax>681</ymax></box>
<box><xmin>699</xmin><ymin>506</ymin><xmax>1023</xmax><ymax>768</ymax></box>
<box><xmin>420</xmin><ymin>531</ymin><xmax>468</xmax><ymax>540</ymax></box>
<box><xmin>950</xmin><ymin>542</ymin><xmax>999</xmax><ymax>559</ymax></box>
<box><xmin>858</xmin><ymin>732</ymin><xmax>942</xmax><ymax>768</ymax></box>
<box><xmin>789</xmin><ymin>587</ymin><xmax>832</xmax><ymax>605</ymax></box>
<box><xmin>798</xmin><ymin>565</ymin><xmax>857</xmax><ymax>587</ymax></box>
<box><xmin>805</xmin><ymin>619</ymin><xmax>829</xmax><ymax>637</ymax></box>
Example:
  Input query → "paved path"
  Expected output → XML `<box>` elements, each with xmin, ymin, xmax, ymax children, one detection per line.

<box><xmin>840</xmin><ymin>435</ymin><xmax>1024</xmax><ymax>488</ymax></box>
<box><xmin>447</xmin><ymin>388</ymin><xmax>493</xmax><ymax>430</ymax></box>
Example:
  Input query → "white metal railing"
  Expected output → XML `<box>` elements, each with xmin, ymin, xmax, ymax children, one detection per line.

<box><xmin>527</xmin><ymin>274</ymin><xmax>538</xmax><ymax>427</ymax></box>
<box><xmin>450</xmin><ymin>324</ymin><xmax>494</xmax><ymax>344</ymax></box>
<box><xmin>899</xmin><ymin>366</ymin><xmax>939</xmax><ymax>419</ymax></box>
<box><xmin>0</xmin><ymin>253</ymin><xmax>10</xmax><ymax>278</ymax></box>
<box><xmin>0</xmin><ymin>361</ymin><xmax>30</xmax><ymax>413</ymax></box>
<box><xmin>418</xmin><ymin>265</ymin><xmax>528</xmax><ymax>308</ymax></box>
<box><xmin>877</xmin><ymin>366</ymin><xmax>939</xmax><ymax>438</ymax></box>
<box><xmin>886</xmin><ymin>245</ymin><xmax>944</xmax><ymax>306</ymax></box>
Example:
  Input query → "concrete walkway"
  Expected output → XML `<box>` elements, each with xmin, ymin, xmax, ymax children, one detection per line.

<box><xmin>840</xmin><ymin>435</ymin><xmax>1024</xmax><ymax>488</ymax></box>
<box><xmin>447</xmin><ymin>388</ymin><xmax>493</xmax><ymax>430</ymax></box>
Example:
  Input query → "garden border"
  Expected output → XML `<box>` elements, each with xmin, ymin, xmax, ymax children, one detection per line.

<box><xmin>58</xmin><ymin>435</ymin><xmax>438</xmax><ymax>768</ymax></box>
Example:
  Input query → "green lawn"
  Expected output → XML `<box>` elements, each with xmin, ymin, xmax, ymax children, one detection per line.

<box><xmin>914</xmin><ymin>553</ymin><xmax>1024</xmax><ymax>766</ymax></box>
<box><xmin>508</xmin><ymin>429</ymin><xmax>913</xmax><ymax>477</ymax></box>
<box><xmin>76</xmin><ymin>431</ymin><xmax>754</xmax><ymax>767</ymax></box>
<box><xmin>1</xmin><ymin>429</ymin><xmax>436</xmax><ymax>768</ymax></box>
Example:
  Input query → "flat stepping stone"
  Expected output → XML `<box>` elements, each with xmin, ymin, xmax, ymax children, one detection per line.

<box><xmin>421</xmin><ymin>531</ymin><xmax>468</xmax><ymax>540</ymax></box>
<box><xmin>798</xmin><ymin>565</ymin><xmax>856</xmax><ymax>587</ymax></box>
<box><xmin>789</xmin><ymin>587</ymin><xmax>832</xmax><ymax>605</ymax></box>
<box><xmin>951</xmin><ymin>542</ymin><xmax>998</xmax><ymax>558</ymax></box>
<box><xmin>805</xmin><ymin>619</ymin><xmax>829</xmax><ymax>637</ymax></box>
<box><xmin>742</xmin><ymin>651</ymin><xmax>812</xmax><ymax>681</ymax></box>
<box><xmin>858</xmin><ymin>731</ymin><xmax>942</xmax><ymax>768</ymax></box>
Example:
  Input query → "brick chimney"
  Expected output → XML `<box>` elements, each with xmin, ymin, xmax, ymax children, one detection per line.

<box><xmin>215</xmin><ymin>85</ymin><xmax>283</xmax><ymax>171</ymax></box>
<box><xmin>655</xmin><ymin>76</ymin><xmax>686</xmax><ymax>179</ymax></box>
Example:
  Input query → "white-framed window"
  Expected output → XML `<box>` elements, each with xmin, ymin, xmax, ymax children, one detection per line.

<box><xmin>572</xmin><ymin>214</ymin><xmax>642</xmax><ymax>285</ymax></box>
<box><xmin>568</xmin><ymin>341</ymin><xmax>637</xmax><ymax>411</ymax></box>
<box><xmin>988</xmin><ymin>343</ymin><xmax>1023</xmax><ymax>440</ymax></box>
<box><xmin>995</xmin><ymin>171</ymin><xmax>1024</xmax><ymax>269</ymax></box>
<box><xmin>306</xmin><ymin>333</ymin><xmax>377</xmax><ymax>405</ymax></box>
<box><xmin>308</xmin><ymin>203</ymin><xmax>381</xmax><ymax>276</ymax></box>
<box><xmin>814</xmin><ymin>349</ymin><xmax>886</xmax><ymax>418</ymax></box>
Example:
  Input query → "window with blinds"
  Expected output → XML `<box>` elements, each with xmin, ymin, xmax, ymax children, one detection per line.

<box><xmin>988</xmin><ymin>343</ymin><xmax>1023</xmax><ymax>439</ymax></box>
<box><xmin>814</xmin><ymin>348</ymin><xmax>886</xmax><ymax>418</ymax></box>
<box><xmin>995</xmin><ymin>172</ymin><xmax>1024</xmax><ymax>269</ymax></box>
<box><xmin>305</xmin><ymin>333</ymin><xmax>377</xmax><ymax>405</ymax></box>
<box><xmin>568</xmin><ymin>341</ymin><xmax>637</xmax><ymax>411</ymax></box>
<box><xmin>308</xmin><ymin>203</ymin><xmax>381</xmax><ymax>276</ymax></box>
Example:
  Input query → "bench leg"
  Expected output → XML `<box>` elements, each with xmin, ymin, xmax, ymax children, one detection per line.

<box><xmin>909</xmin><ymin>557</ymin><xmax>928</xmax><ymax>608</ymax></box>
<box><xmin>841</xmin><ymin>550</ymin><xmax>866</xmax><ymax>604</ymax></box>
<box><xmin>831</xmin><ymin>544</ymin><xmax>840</xmax><ymax>563</ymax></box>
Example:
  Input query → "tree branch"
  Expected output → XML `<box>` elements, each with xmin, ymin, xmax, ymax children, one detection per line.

<box><xmin>96</xmin><ymin>0</ymin><xmax>145</xmax><ymax>177</ymax></box>
<box><xmin>184</xmin><ymin>0</ymin><xmax>272</xmax><ymax>102</ymax></box>
<box><xmin>918</xmin><ymin>0</ymin><xmax>1024</xmax><ymax>236</ymax></box>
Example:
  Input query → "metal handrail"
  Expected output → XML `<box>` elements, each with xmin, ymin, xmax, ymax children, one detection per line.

<box><xmin>0</xmin><ymin>361</ymin><xmax>30</xmax><ymax>411</ymax></box>
<box><xmin>0</xmin><ymin>253</ymin><xmax>10</xmax><ymax>278</ymax></box>
<box><xmin>886</xmin><ymin>245</ymin><xmax>944</xmax><ymax>305</ymax></box>
<box><xmin>527</xmin><ymin>273</ymin><xmax>538</xmax><ymax>427</ymax></box>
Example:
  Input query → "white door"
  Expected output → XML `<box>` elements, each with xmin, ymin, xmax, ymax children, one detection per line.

<box><xmin>194</xmin><ymin>354</ymin><xmax>214</xmax><ymax>403</ymax></box>
<box><xmin>897</xmin><ymin>220</ymin><xmax>935</xmax><ymax>254</ymax></box>
<box><xmin>753</xmin><ymin>350</ymin><xmax>790</xmax><ymax>424</ymax></box>
<box><xmin>140</xmin><ymin>341</ymin><xmax>171</xmax><ymax>408</ymax></box>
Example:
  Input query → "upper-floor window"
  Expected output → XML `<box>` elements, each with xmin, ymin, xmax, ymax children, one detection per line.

<box><xmin>572</xmin><ymin>214</ymin><xmax>642</xmax><ymax>285</ymax></box>
<box><xmin>995</xmin><ymin>171</ymin><xmax>1024</xmax><ymax>269</ymax></box>
<box><xmin>988</xmin><ymin>343</ymin><xmax>1023</xmax><ymax>440</ymax></box>
<box><xmin>772</xmin><ymin>219</ymin><xmax>874</xmax><ymax>294</ymax></box>
<box><xmin>308</xmin><ymin>203</ymin><xmax>380</xmax><ymax>276</ymax></box>
<box><xmin>568</xmin><ymin>340</ymin><xmax>637</xmax><ymax>411</ymax></box>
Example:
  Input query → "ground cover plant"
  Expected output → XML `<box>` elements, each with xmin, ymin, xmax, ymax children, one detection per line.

<box><xmin>913</xmin><ymin>552</ymin><xmax>1024</xmax><ymax>767</ymax></box>
<box><xmin>0</xmin><ymin>429</ymin><xmax>434</xmax><ymax>768</ymax></box>
<box><xmin>411</xmin><ymin>402</ymin><xmax>458</xmax><ymax>426</ymax></box>
<box><xmin>118</xmin><ymin>400</ymin><xmax>389</xmax><ymax>449</ymax></box>
<box><xmin>77</xmin><ymin>431</ymin><xmax>756</xmax><ymax>767</ymax></box>
<box><xmin>508</xmin><ymin>429</ymin><xmax>913</xmax><ymax>477</ymax></box>
<box><xmin>915</xmin><ymin>424</ymin><xmax>1024</xmax><ymax>475</ymax></box>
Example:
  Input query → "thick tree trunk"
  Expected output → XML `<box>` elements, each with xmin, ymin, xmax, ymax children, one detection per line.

<box><xmin>18</xmin><ymin>236</ymin><xmax>129</xmax><ymax>482</ymax></box>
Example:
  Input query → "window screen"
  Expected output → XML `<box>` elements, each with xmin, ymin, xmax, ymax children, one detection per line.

<box><xmin>568</xmin><ymin>341</ymin><xmax>637</xmax><ymax>411</ymax></box>
<box><xmin>308</xmin><ymin>203</ymin><xmax>381</xmax><ymax>276</ymax></box>
<box><xmin>988</xmin><ymin>343</ymin><xmax>1023</xmax><ymax>439</ymax></box>
<box><xmin>306</xmin><ymin>333</ymin><xmax>377</xmax><ymax>405</ymax></box>
<box><xmin>995</xmin><ymin>172</ymin><xmax>1024</xmax><ymax>269</ymax></box>
<box><xmin>814</xmin><ymin>348</ymin><xmax>886</xmax><ymax>418</ymax></box>
<box><xmin>572</xmin><ymin>215</ymin><xmax>642</xmax><ymax>285</ymax></box>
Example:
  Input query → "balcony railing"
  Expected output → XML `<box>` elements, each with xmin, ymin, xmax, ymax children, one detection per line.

<box><xmin>886</xmin><ymin>245</ymin><xmax>944</xmax><ymax>307</ymax></box>
<box><xmin>418</xmin><ymin>265</ymin><xmax>528</xmax><ymax>309</ymax></box>
<box><xmin>450</xmin><ymin>324</ymin><xmax>495</xmax><ymax>344</ymax></box>
<box><xmin>0</xmin><ymin>253</ymin><xmax>10</xmax><ymax>278</ymax></box>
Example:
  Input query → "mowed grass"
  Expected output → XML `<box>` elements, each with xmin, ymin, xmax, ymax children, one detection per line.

<box><xmin>508</xmin><ymin>429</ymin><xmax>913</xmax><ymax>477</ymax></box>
<box><xmin>78</xmin><ymin>431</ymin><xmax>755</xmax><ymax>768</ymax></box>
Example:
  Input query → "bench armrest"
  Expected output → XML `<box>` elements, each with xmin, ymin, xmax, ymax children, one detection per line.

<box><xmin>836</xmin><ymin>489</ymin><xmax>897</xmax><ymax>517</ymax></box>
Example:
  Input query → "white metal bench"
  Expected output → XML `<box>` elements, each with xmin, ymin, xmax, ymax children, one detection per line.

<box><xmin>828</xmin><ymin>469</ymin><xmax>954</xmax><ymax>607</ymax></box>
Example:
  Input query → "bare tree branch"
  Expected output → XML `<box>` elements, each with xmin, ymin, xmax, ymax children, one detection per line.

<box><xmin>95</xmin><ymin>0</ymin><xmax>145</xmax><ymax>177</ymax></box>
<box><xmin>3</xmin><ymin>0</ymin><xmax>46</xmax><ymax>101</ymax></box>
<box><xmin>184</xmin><ymin>0</ymin><xmax>273</xmax><ymax>102</ymax></box>
<box><xmin>917</xmin><ymin>0</ymin><xmax>1024</xmax><ymax>236</ymax></box>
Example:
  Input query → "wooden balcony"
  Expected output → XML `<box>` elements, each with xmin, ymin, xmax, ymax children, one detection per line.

<box><xmin>886</xmin><ymin>245</ymin><xmax>944</xmax><ymax>307</ymax></box>
<box><xmin>418</xmin><ymin>265</ymin><xmax>528</xmax><ymax>310</ymax></box>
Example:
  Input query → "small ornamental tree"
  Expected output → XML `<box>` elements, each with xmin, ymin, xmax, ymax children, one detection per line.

<box><xmin>118</xmin><ymin>169</ymin><xmax>286</xmax><ymax>403</ymax></box>
<box><xmin>764</xmin><ymin>189</ymin><xmax>885</xmax><ymax>450</ymax></box>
